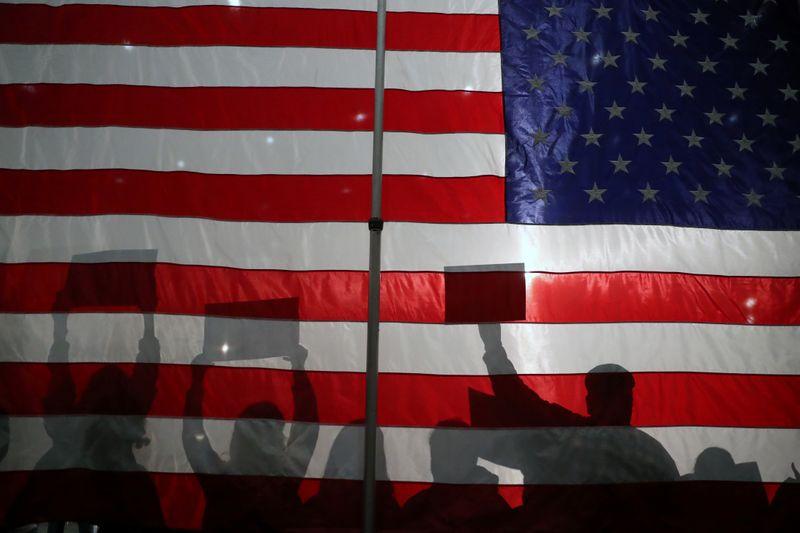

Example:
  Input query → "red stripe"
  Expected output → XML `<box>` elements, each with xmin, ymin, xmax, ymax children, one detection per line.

<box><xmin>0</xmin><ymin>471</ymin><xmax>789</xmax><ymax>531</ymax></box>
<box><xmin>381</xmin><ymin>371</ymin><xmax>800</xmax><ymax>429</ymax></box>
<box><xmin>0</xmin><ymin>85</ymin><xmax>504</xmax><ymax>133</ymax></box>
<box><xmin>0</xmin><ymin>170</ymin><xmax>505</xmax><ymax>223</ymax></box>
<box><xmin>0</xmin><ymin>5</ymin><xmax>500</xmax><ymax>51</ymax></box>
<box><xmin>1</xmin><ymin>363</ymin><xmax>798</xmax><ymax>428</ymax></box>
<box><xmin>0</xmin><ymin>264</ymin><xmax>798</xmax><ymax>325</ymax></box>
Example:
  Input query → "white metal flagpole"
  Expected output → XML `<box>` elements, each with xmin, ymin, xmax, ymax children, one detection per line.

<box><xmin>362</xmin><ymin>0</ymin><xmax>387</xmax><ymax>531</ymax></box>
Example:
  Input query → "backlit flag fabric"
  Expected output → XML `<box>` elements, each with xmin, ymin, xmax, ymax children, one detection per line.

<box><xmin>1</xmin><ymin>0</ymin><xmax>799</xmax><ymax>531</ymax></box>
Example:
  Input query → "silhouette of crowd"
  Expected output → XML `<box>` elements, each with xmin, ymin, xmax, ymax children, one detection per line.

<box><xmin>1</xmin><ymin>253</ymin><xmax>798</xmax><ymax>531</ymax></box>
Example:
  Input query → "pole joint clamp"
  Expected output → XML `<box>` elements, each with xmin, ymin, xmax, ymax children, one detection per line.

<box><xmin>368</xmin><ymin>217</ymin><xmax>384</xmax><ymax>232</ymax></box>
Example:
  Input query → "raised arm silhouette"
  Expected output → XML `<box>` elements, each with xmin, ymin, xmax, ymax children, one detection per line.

<box><xmin>8</xmin><ymin>251</ymin><xmax>164</xmax><ymax>532</ymax></box>
<box><xmin>183</xmin><ymin>341</ymin><xmax>318</xmax><ymax>532</ymax></box>
<box><xmin>480</xmin><ymin>323</ymin><xmax>587</xmax><ymax>427</ymax></box>
<box><xmin>476</xmin><ymin>323</ymin><xmax>680</xmax><ymax>530</ymax></box>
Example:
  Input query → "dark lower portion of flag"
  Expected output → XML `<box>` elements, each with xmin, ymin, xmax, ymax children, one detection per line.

<box><xmin>1</xmin><ymin>470</ymin><xmax>796</xmax><ymax>532</ymax></box>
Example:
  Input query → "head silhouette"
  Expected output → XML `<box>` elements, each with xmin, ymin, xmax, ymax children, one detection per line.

<box><xmin>584</xmin><ymin>364</ymin><xmax>634</xmax><ymax>426</ymax></box>
<box><xmin>694</xmin><ymin>447</ymin><xmax>737</xmax><ymax>480</ymax></box>
<box><xmin>229</xmin><ymin>402</ymin><xmax>286</xmax><ymax>472</ymax></box>
<box><xmin>80</xmin><ymin>366</ymin><xmax>149</xmax><ymax>454</ymax></box>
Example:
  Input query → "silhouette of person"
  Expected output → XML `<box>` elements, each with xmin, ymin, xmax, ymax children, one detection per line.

<box><xmin>182</xmin><ymin>344</ymin><xmax>318</xmax><ymax>532</ymax></box>
<box><xmin>10</xmin><ymin>318</ymin><xmax>163</xmax><ymax>531</ymax></box>
<box><xmin>764</xmin><ymin>462</ymin><xmax>800</xmax><ymax>532</ymax></box>
<box><xmin>400</xmin><ymin>419</ymin><xmax>511</xmax><ymax>530</ymax></box>
<box><xmin>303</xmin><ymin>421</ymin><xmax>399</xmax><ymax>530</ymax></box>
<box><xmin>477</xmin><ymin>323</ymin><xmax>679</xmax><ymax>530</ymax></box>
<box><xmin>678</xmin><ymin>447</ymin><xmax>768</xmax><ymax>532</ymax></box>
<box><xmin>8</xmin><ymin>251</ymin><xmax>165</xmax><ymax>531</ymax></box>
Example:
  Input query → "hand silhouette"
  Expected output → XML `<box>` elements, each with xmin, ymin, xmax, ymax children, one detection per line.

<box><xmin>137</xmin><ymin>334</ymin><xmax>161</xmax><ymax>364</ymax></box>
<box><xmin>284</xmin><ymin>345</ymin><xmax>308</xmax><ymax>370</ymax></box>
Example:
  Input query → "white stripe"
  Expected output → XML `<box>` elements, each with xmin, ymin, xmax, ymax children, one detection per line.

<box><xmin>2</xmin><ymin>416</ymin><xmax>797</xmax><ymax>483</ymax></box>
<box><xmin>2</xmin><ymin>314</ymin><xmax>799</xmax><ymax>376</ymax></box>
<box><xmin>0</xmin><ymin>45</ymin><xmax>501</xmax><ymax>91</ymax></box>
<box><xmin>0</xmin><ymin>128</ymin><xmax>504</xmax><ymax>177</ymax></box>
<box><xmin>0</xmin><ymin>0</ymin><xmax>499</xmax><ymax>14</ymax></box>
<box><xmin>384</xmin><ymin>223</ymin><xmax>800</xmax><ymax>277</ymax></box>
<box><xmin>2</xmin><ymin>216</ymin><xmax>799</xmax><ymax>276</ymax></box>
<box><xmin>381</xmin><ymin>322</ymin><xmax>800</xmax><ymax>376</ymax></box>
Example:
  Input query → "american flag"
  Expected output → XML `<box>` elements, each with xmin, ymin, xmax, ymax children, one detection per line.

<box><xmin>0</xmin><ymin>0</ymin><xmax>798</xmax><ymax>531</ymax></box>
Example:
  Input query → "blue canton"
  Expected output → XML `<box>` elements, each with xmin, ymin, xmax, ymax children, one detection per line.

<box><xmin>500</xmin><ymin>0</ymin><xmax>800</xmax><ymax>229</ymax></box>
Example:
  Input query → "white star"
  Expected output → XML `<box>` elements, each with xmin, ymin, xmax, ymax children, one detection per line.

<box><xmin>780</xmin><ymin>84</ymin><xmax>798</xmax><ymax>101</ymax></box>
<box><xmin>698</xmin><ymin>56</ymin><xmax>718</xmax><ymax>73</ymax></box>
<box><xmin>633</xmin><ymin>128</ymin><xmax>653</xmax><ymax>146</ymax></box>
<box><xmin>545</xmin><ymin>4</ymin><xmax>564</xmax><ymax>17</ymax></box>
<box><xmin>669</xmin><ymin>31</ymin><xmax>689</xmax><ymax>47</ymax></box>
<box><xmin>533</xmin><ymin>129</ymin><xmax>550</xmax><ymax>146</ymax></box>
<box><xmin>602</xmin><ymin>50</ymin><xmax>620</xmax><ymax>68</ymax></box>
<box><xmin>639</xmin><ymin>183</ymin><xmax>659</xmax><ymax>202</ymax></box>
<box><xmin>750</xmin><ymin>59</ymin><xmax>769</xmax><ymax>76</ymax></box>
<box><xmin>533</xmin><ymin>187</ymin><xmax>552</xmax><ymax>203</ymax></box>
<box><xmin>554</xmin><ymin>103</ymin><xmax>573</xmax><ymax>118</ymax></box>
<box><xmin>727</xmin><ymin>83</ymin><xmax>748</xmax><ymax>100</ymax></box>
<box><xmin>628</xmin><ymin>76</ymin><xmax>647</xmax><ymax>94</ymax></box>
<box><xmin>605</xmin><ymin>101</ymin><xmax>626</xmax><ymax>119</ymax></box>
<box><xmin>661</xmin><ymin>155</ymin><xmax>682</xmax><ymax>174</ymax></box>
<box><xmin>573</xmin><ymin>28</ymin><xmax>591</xmax><ymax>43</ymax></box>
<box><xmin>527</xmin><ymin>75</ymin><xmax>545</xmax><ymax>90</ymax></box>
<box><xmin>641</xmin><ymin>6</ymin><xmax>660</xmax><ymax>22</ymax></box>
<box><xmin>584</xmin><ymin>182</ymin><xmax>607</xmax><ymax>203</ymax></box>
<box><xmin>655</xmin><ymin>103</ymin><xmax>675</xmax><ymax>122</ymax></box>
<box><xmin>770</xmin><ymin>35</ymin><xmax>789</xmax><ymax>52</ymax></box>
<box><xmin>757</xmin><ymin>108</ymin><xmax>778</xmax><ymax>127</ymax></box>
<box><xmin>765</xmin><ymin>162</ymin><xmax>785</xmax><ymax>181</ymax></box>
<box><xmin>683</xmin><ymin>130</ymin><xmax>704</xmax><ymax>148</ymax></box>
<box><xmin>734</xmin><ymin>134</ymin><xmax>754</xmax><ymax>152</ymax></box>
<box><xmin>581</xmin><ymin>128</ymin><xmax>603</xmax><ymax>146</ymax></box>
<box><xmin>559</xmin><ymin>157</ymin><xmax>578</xmax><ymax>174</ymax></box>
<box><xmin>713</xmin><ymin>158</ymin><xmax>733</xmax><ymax>177</ymax></box>
<box><xmin>593</xmin><ymin>4</ymin><xmax>613</xmax><ymax>19</ymax></box>
<box><xmin>621</xmin><ymin>27</ymin><xmax>640</xmax><ymax>44</ymax></box>
<box><xmin>690</xmin><ymin>9</ymin><xmax>710</xmax><ymax>24</ymax></box>
<box><xmin>648</xmin><ymin>53</ymin><xmax>667</xmax><ymax>71</ymax></box>
<box><xmin>719</xmin><ymin>33</ymin><xmax>739</xmax><ymax>50</ymax></box>
<box><xmin>790</xmin><ymin>135</ymin><xmax>800</xmax><ymax>154</ymax></box>
<box><xmin>610</xmin><ymin>154</ymin><xmax>632</xmax><ymax>174</ymax></box>
<box><xmin>740</xmin><ymin>11</ymin><xmax>760</xmax><ymax>28</ymax></box>
<box><xmin>689</xmin><ymin>184</ymin><xmax>711</xmax><ymax>204</ymax></box>
<box><xmin>676</xmin><ymin>80</ymin><xmax>695</xmax><ymax>98</ymax></box>
<box><xmin>742</xmin><ymin>189</ymin><xmax>764</xmax><ymax>207</ymax></box>
<box><xmin>705</xmin><ymin>107</ymin><xmax>724</xmax><ymax>125</ymax></box>
<box><xmin>577</xmin><ymin>79</ymin><xmax>597</xmax><ymax>93</ymax></box>
<box><xmin>550</xmin><ymin>50</ymin><xmax>568</xmax><ymax>66</ymax></box>
<box><xmin>524</xmin><ymin>27</ymin><xmax>541</xmax><ymax>40</ymax></box>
